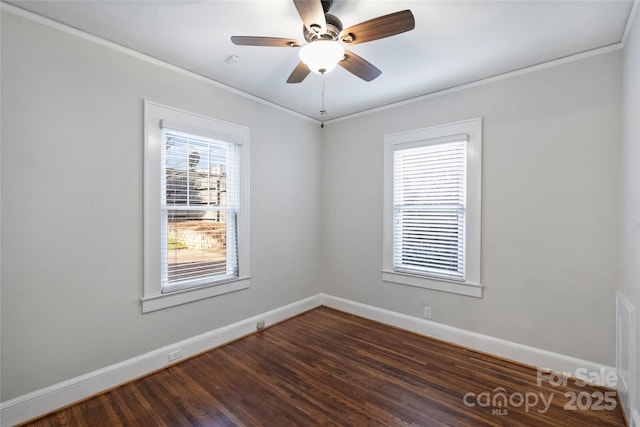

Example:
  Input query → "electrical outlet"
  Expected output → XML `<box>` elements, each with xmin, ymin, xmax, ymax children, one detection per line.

<box><xmin>256</xmin><ymin>320</ymin><xmax>266</xmax><ymax>330</ymax></box>
<box><xmin>168</xmin><ymin>349</ymin><xmax>183</xmax><ymax>362</ymax></box>
<box><xmin>423</xmin><ymin>306</ymin><xmax>432</xmax><ymax>320</ymax></box>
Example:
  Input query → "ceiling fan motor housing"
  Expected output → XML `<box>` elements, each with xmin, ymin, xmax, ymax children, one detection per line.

<box><xmin>304</xmin><ymin>13</ymin><xmax>342</xmax><ymax>42</ymax></box>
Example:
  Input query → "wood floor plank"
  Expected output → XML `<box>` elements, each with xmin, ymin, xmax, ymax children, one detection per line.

<box><xmin>20</xmin><ymin>306</ymin><xmax>627</xmax><ymax>426</ymax></box>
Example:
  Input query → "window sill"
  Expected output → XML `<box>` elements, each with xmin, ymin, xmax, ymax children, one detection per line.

<box><xmin>141</xmin><ymin>276</ymin><xmax>251</xmax><ymax>313</ymax></box>
<box><xmin>381</xmin><ymin>270</ymin><xmax>482</xmax><ymax>298</ymax></box>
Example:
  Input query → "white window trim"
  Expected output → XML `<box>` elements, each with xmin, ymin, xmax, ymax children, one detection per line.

<box><xmin>382</xmin><ymin>118</ymin><xmax>482</xmax><ymax>298</ymax></box>
<box><xmin>142</xmin><ymin>101</ymin><xmax>250</xmax><ymax>313</ymax></box>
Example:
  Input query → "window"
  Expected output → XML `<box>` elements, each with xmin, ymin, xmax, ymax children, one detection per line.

<box><xmin>382</xmin><ymin>118</ymin><xmax>482</xmax><ymax>297</ymax></box>
<box><xmin>143</xmin><ymin>101</ymin><xmax>250</xmax><ymax>312</ymax></box>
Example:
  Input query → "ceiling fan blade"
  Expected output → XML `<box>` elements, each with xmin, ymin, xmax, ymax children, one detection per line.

<box><xmin>231</xmin><ymin>36</ymin><xmax>302</xmax><ymax>47</ymax></box>
<box><xmin>293</xmin><ymin>0</ymin><xmax>327</xmax><ymax>35</ymax></box>
<box><xmin>340</xmin><ymin>10</ymin><xmax>415</xmax><ymax>45</ymax></box>
<box><xmin>339</xmin><ymin>50</ymin><xmax>381</xmax><ymax>82</ymax></box>
<box><xmin>287</xmin><ymin>62</ymin><xmax>312</xmax><ymax>83</ymax></box>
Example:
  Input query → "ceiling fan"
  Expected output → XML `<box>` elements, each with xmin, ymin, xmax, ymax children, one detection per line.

<box><xmin>231</xmin><ymin>0</ymin><xmax>415</xmax><ymax>83</ymax></box>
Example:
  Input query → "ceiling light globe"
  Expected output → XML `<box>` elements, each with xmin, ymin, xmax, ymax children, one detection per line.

<box><xmin>299</xmin><ymin>40</ymin><xmax>345</xmax><ymax>74</ymax></box>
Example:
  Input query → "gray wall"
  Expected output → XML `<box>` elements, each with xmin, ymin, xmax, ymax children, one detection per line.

<box><xmin>620</xmin><ymin>5</ymin><xmax>640</xmax><ymax>418</ymax></box>
<box><xmin>321</xmin><ymin>51</ymin><xmax>621</xmax><ymax>366</ymax></box>
<box><xmin>0</xmin><ymin>11</ymin><xmax>323</xmax><ymax>400</ymax></box>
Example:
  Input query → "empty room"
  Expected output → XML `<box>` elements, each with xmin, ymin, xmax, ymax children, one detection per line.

<box><xmin>1</xmin><ymin>0</ymin><xmax>640</xmax><ymax>426</ymax></box>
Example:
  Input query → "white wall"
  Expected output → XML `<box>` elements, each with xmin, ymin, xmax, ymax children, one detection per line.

<box><xmin>0</xmin><ymin>10</ymin><xmax>323</xmax><ymax>401</ymax></box>
<box><xmin>620</xmin><ymin>4</ymin><xmax>640</xmax><ymax>422</ymax></box>
<box><xmin>321</xmin><ymin>51</ymin><xmax>622</xmax><ymax>366</ymax></box>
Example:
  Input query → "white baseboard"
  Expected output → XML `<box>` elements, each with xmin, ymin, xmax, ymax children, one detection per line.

<box><xmin>1</xmin><ymin>293</ymin><xmax>618</xmax><ymax>426</ymax></box>
<box><xmin>319</xmin><ymin>294</ymin><xmax>617</xmax><ymax>387</ymax></box>
<box><xmin>0</xmin><ymin>295</ymin><xmax>322</xmax><ymax>427</ymax></box>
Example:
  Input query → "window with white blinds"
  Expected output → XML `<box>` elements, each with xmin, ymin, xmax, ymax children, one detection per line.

<box><xmin>392</xmin><ymin>138</ymin><xmax>466</xmax><ymax>281</ymax></box>
<box><xmin>383</xmin><ymin>118</ymin><xmax>482</xmax><ymax>298</ymax></box>
<box><xmin>161</xmin><ymin>127</ymin><xmax>240</xmax><ymax>292</ymax></box>
<box><xmin>143</xmin><ymin>101</ymin><xmax>250</xmax><ymax>313</ymax></box>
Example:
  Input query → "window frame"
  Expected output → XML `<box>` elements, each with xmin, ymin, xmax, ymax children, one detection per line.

<box><xmin>382</xmin><ymin>118</ymin><xmax>482</xmax><ymax>298</ymax></box>
<box><xmin>143</xmin><ymin>101</ymin><xmax>250</xmax><ymax>313</ymax></box>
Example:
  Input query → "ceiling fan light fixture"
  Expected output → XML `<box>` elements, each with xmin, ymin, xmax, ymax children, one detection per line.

<box><xmin>298</xmin><ymin>40</ymin><xmax>344</xmax><ymax>74</ymax></box>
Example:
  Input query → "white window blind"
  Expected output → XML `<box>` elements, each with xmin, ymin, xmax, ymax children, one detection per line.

<box><xmin>161</xmin><ymin>128</ymin><xmax>240</xmax><ymax>292</ymax></box>
<box><xmin>392</xmin><ymin>137</ymin><xmax>467</xmax><ymax>281</ymax></box>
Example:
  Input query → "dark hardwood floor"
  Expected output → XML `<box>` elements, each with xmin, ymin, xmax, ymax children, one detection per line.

<box><xmin>21</xmin><ymin>306</ymin><xmax>627</xmax><ymax>426</ymax></box>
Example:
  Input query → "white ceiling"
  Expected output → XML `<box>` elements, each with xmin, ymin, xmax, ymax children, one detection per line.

<box><xmin>4</xmin><ymin>0</ymin><xmax>635</xmax><ymax>120</ymax></box>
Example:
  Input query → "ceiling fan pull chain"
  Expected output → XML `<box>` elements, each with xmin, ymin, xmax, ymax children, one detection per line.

<box><xmin>320</xmin><ymin>71</ymin><xmax>327</xmax><ymax>128</ymax></box>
